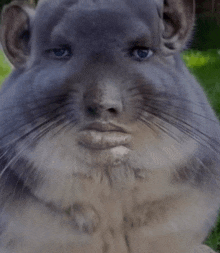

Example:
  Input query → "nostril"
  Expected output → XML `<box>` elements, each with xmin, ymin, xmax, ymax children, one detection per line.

<box><xmin>108</xmin><ymin>108</ymin><xmax>117</xmax><ymax>114</ymax></box>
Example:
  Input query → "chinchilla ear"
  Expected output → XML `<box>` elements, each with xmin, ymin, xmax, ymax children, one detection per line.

<box><xmin>160</xmin><ymin>0</ymin><xmax>195</xmax><ymax>54</ymax></box>
<box><xmin>0</xmin><ymin>1</ymin><xmax>35</xmax><ymax>68</ymax></box>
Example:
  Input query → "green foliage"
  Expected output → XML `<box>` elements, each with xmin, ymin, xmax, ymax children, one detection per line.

<box><xmin>191</xmin><ymin>14</ymin><xmax>220</xmax><ymax>50</ymax></box>
<box><xmin>0</xmin><ymin>50</ymin><xmax>11</xmax><ymax>85</ymax></box>
<box><xmin>182</xmin><ymin>49</ymin><xmax>220</xmax><ymax>118</ymax></box>
<box><xmin>205</xmin><ymin>213</ymin><xmax>220</xmax><ymax>252</ymax></box>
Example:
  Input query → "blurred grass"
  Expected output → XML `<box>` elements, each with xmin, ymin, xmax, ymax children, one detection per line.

<box><xmin>0</xmin><ymin>50</ymin><xmax>11</xmax><ymax>84</ymax></box>
<box><xmin>206</xmin><ymin>214</ymin><xmax>220</xmax><ymax>252</ymax></box>
<box><xmin>182</xmin><ymin>49</ymin><xmax>220</xmax><ymax>119</ymax></box>
<box><xmin>0</xmin><ymin>48</ymin><xmax>220</xmax><ymax>251</ymax></box>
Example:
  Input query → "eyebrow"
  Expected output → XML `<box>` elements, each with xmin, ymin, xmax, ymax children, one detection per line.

<box><xmin>126</xmin><ymin>31</ymin><xmax>154</xmax><ymax>48</ymax></box>
<box><xmin>50</xmin><ymin>28</ymin><xmax>73</xmax><ymax>44</ymax></box>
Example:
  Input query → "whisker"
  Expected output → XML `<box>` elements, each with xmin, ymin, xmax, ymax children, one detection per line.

<box><xmin>141</xmin><ymin>104</ymin><xmax>220</xmax><ymax>154</ymax></box>
<box><xmin>0</xmin><ymin>102</ymin><xmax>72</xmax><ymax>146</ymax></box>
<box><xmin>0</xmin><ymin>93</ymin><xmax>72</xmax><ymax>112</ymax></box>
<box><xmin>143</xmin><ymin>98</ymin><xmax>219</xmax><ymax>124</ymax></box>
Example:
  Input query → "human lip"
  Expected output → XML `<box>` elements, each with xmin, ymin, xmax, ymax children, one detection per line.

<box><xmin>82</xmin><ymin>122</ymin><xmax>128</xmax><ymax>133</ymax></box>
<box><xmin>78</xmin><ymin>123</ymin><xmax>132</xmax><ymax>150</ymax></box>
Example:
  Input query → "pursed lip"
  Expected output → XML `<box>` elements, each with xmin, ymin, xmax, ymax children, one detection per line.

<box><xmin>78</xmin><ymin>122</ymin><xmax>132</xmax><ymax>150</ymax></box>
<box><xmin>81</xmin><ymin>122</ymin><xmax>128</xmax><ymax>133</ymax></box>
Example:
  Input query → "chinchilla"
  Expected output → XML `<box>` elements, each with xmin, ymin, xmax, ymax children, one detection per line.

<box><xmin>0</xmin><ymin>0</ymin><xmax>219</xmax><ymax>252</ymax></box>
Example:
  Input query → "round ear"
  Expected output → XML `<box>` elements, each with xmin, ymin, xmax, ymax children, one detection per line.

<box><xmin>161</xmin><ymin>0</ymin><xmax>195</xmax><ymax>54</ymax></box>
<box><xmin>0</xmin><ymin>1</ymin><xmax>35</xmax><ymax>68</ymax></box>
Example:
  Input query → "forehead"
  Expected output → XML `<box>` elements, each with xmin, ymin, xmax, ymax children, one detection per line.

<box><xmin>33</xmin><ymin>0</ymin><xmax>161</xmax><ymax>47</ymax></box>
<box><xmin>37</xmin><ymin>0</ymin><xmax>159</xmax><ymax>16</ymax></box>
